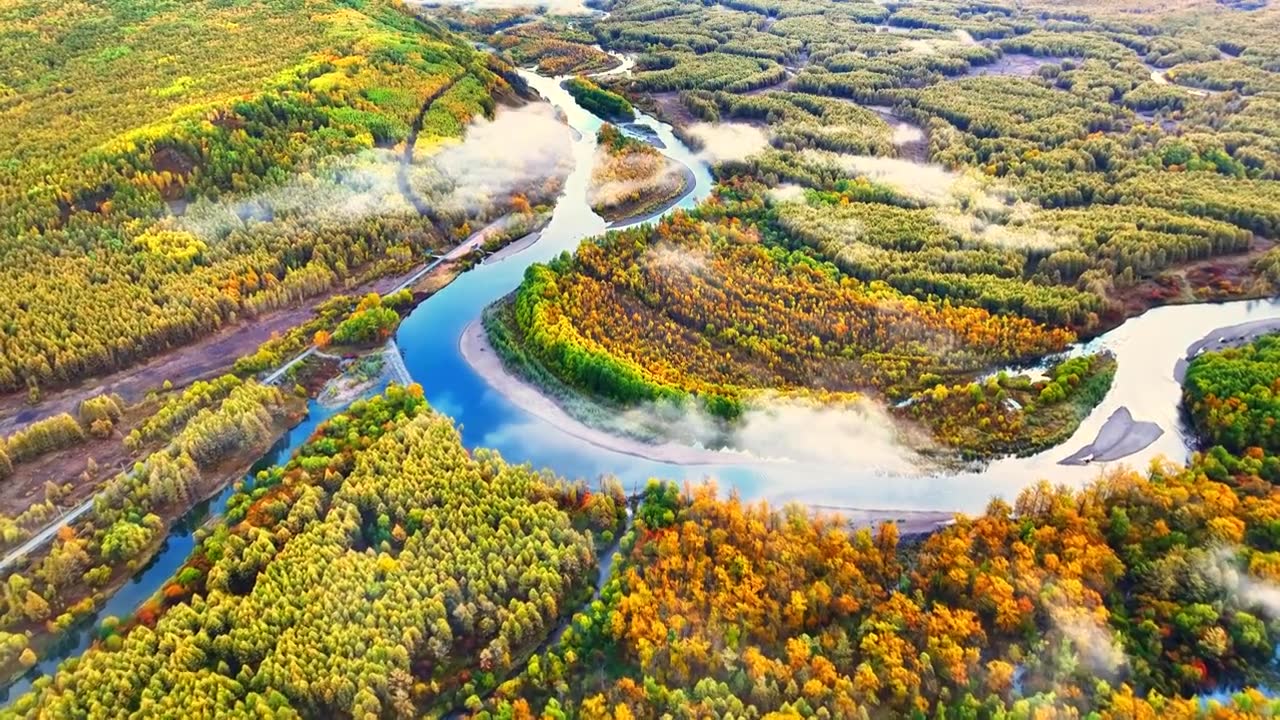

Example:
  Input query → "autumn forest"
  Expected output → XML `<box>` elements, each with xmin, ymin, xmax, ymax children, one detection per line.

<box><xmin>3</xmin><ymin>0</ymin><xmax>1280</xmax><ymax>716</ymax></box>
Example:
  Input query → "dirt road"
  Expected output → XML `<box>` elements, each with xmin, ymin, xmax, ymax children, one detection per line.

<box><xmin>0</xmin><ymin>261</ymin><xmax>433</xmax><ymax>438</ymax></box>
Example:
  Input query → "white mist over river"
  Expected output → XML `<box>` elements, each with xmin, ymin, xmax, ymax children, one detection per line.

<box><xmin>6</xmin><ymin>55</ymin><xmax>1279</xmax><ymax>703</ymax></box>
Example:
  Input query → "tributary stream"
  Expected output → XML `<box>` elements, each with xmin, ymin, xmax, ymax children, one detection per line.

<box><xmin>4</xmin><ymin>62</ymin><xmax>1278</xmax><ymax>702</ymax></box>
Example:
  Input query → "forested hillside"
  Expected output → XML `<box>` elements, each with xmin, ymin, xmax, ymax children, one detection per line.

<box><xmin>0</xmin><ymin>0</ymin><xmax>513</xmax><ymax>398</ymax></box>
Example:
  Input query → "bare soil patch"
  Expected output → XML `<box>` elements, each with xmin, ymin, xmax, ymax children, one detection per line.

<box><xmin>644</xmin><ymin>91</ymin><xmax>697</xmax><ymax>128</ymax></box>
<box><xmin>0</xmin><ymin>260</ymin><xmax>437</xmax><ymax>438</ymax></box>
<box><xmin>151</xmin><ymin>147</ymin><xmax>195</xmax><ymax>177</ymax></box>
<box><xmin>0</xmin><ymin>432</ymin><xmax>133</xmax><ymax>520</ymax></box>
<box><xmin>1103</xmin><ymin>237</ymin><xmax>1278</xmax><ymax>332</ymax></box>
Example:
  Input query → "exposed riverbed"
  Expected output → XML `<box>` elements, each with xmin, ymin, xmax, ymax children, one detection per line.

<box><xmin>405</xmin><ymin>67</ymin><xmax>1280</xmax><ymax>515</ymax></box>
<box><xmin>6</xmin><ymin>55</ymin><xmax>1278</xmax><ymax>704</ymax></box>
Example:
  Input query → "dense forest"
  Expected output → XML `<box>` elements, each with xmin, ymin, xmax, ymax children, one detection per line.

<box><xmin>6</xmin><ymin>0</ymin><xmax>1280</xmax><ymax>716</ymax></box>
<box><xmin>493</xmin><ymin>194</ymin><xmax>1073</xmax><ymax>424</ymax></box>
<box><xmin>0</xmin><ymin>0</ymin><xmax>523</xmax><ymax>399</ymax></box>
<box><xmin>565</xmin><ymin>78</ymin><xmax>636</xmax><ymax>121</ymax></box>
<box><xmin>459</xmin><ymin>325</ymin><xmax>1280</xmax><ymax>719</ymax></box>
<box><xmin>329</xmin><ymin>291</ymin><xmax>415</xmax><ymax>347</ymax></box>
<box><xmin>476</xmin><ymin>461</ymin><xmax>1280</xmax><ymax>719</ymax></box>
<box><xmin>489</xmin><ymin>180</ymin><xmax>1095</xmax><ymax>452</ymax></box>
<box><xmin>582</xmin><ymin>0</ymin><xmax>1280</xmax><ymax>263</ymax></box>
<box><xmin>1185</xmin><ymin>334</ymin><xmax>1280</xmax><ymax>454</ymax></box>
<box><xmin>0</xmin><ymin>377</ymin><xmax>300</xmax><ymax>680</ymax></box>
<box><xmin>480</xmin><ymin>0</ymin><xmax>1280</xmax><ymax>458</ymax></box>
<box><xmin>489</xmin><ymin>19</ymin><xmax>622</xmax><ymax>76</ymax></box>
<box><xmin>5</xmin><ymin>386</ymin><xmax>627</xmax><ymax>717</ymax></box>
<box><xmin>15</xmin><ymin>374</ymin><xmax>1280</xmax><ymax>717</ymax></box>
<box><xmin>901</xmin><ymin>352</ymin><xmax>1117</xmax><ymax>459</ymax></box>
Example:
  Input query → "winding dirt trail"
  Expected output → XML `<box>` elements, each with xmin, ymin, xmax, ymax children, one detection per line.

<box><xmin>397</xmin><ymin>73</ymin><xmax>465</xmax><ymax>232</ymax></box>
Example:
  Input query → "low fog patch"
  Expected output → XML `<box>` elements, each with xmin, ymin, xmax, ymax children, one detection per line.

<box><xmin>890</xmin><ymin>121</ymin><xmax>925</xmax><ymax>146</ymax></box>
<box><xmin>1202</xmin><ymin>546</ymin><xmax>1280</xmax><ymax>618</ymax></box>
<box><xmin>178</xmin><ymin>103</ymin><xmax>574</xmax><ymax>241</ymax></box>
<box><xmin>685</xmin><ymin>122</ymin><xmax>771</xmax><ymax>163</ymax></box>
<box><xmin>935</xmin><ymin>206</ymin><xmax>1072</xmax><ymax>253</ymax></box>
<box><xmin>1046</xmin><ymin>603</ymin><xmax>1128</xmax><ymax>679</ymax></box>
<box><xmin>588</xmin><ymin>148</ymin><xmax>686</xmax><ymax>212</ymax></box>
<box><xmin>616</xmin><ymin>394</ymin><xmax>930</xmax><ymax>473</ymax></box>
<box><xmin>799</xmin><ymin>149</ymin><xmax>1015</xmax><ymax>211</ymax></box>
<box><xmin>940</xmin><ymin>177</ymin><xmax>1073</xmax><ymax>251</ymax></box>
<box><xmin>643</xmin><ymin>242</ymin><xmax>710</xmax><ymax>277</ymax></box>
<box><xmin>178</xmin><ymin>148</ymin><xmax>413</xmax><ymax>241</ymax></box>
<box><xmin>410</xmin><ymin>0</ymin><xmax>594</xmax><ymax>16</ymax></box>
<box><xmin>729</xmin><ymin>396</ymin><xmax>927</xmax><ymax>471</ymax></box>
<box><xmin>767</xmin><ymin>184</ymin><xmax>806</xmax><ymax>204</ymax></box>
<box><xmin>430</xmin><ymin>102</ymin><xmax>576</xmax><ymax>212</ymax></box>
<box><xmin>801</xmin><ymin>150</ymin><xmax>960</xmax><ymax>205</ymax></box>
<box><xmin>800</xmin><ymin>149</ymin><xmax>1075</xmax><ymax>252</ymax></box>
<box><xmin>905</xmin><ymin>38</ymin><xmax>939</xmax><ymax>56</ymax></box>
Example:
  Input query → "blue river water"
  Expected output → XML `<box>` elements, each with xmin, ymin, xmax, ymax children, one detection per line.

<box><xmin>1</xmin><ymin>401</ymin><xmax>339</xmax><ymax>701</ymax></box>
<box><xmin>5</xmin><ymin>63</ymin><xmax>1280</xmax><ymax>703</ymax></box>
<box><xmin>0</xmin><ymin>66</ymin><xmax>715</xmax><ymax>704</ymax></box>
<box><xmin>397</xmin><ymin>77</ymin><xmax>1280</xmax><ymax>516</ymax></box>
<box><xmin>394</xmin><ymin>71</ymin><xmax>769</xmax><ymax>497</ymax></box>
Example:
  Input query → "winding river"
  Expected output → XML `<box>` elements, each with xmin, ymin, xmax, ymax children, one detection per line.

<box><xmin>398</xmin><ymin>69</ymin><xmax>1280</xmax><ymax>514</ymax></box>
<box><xmin>4</xmin><ymin>61</ymin><xmax>1279</xmax><ymax>701</ymax></box>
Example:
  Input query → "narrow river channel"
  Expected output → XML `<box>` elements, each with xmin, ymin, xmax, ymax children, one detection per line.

<box><xmin>396</xmin><ymin>71</ymin><xmax>1280</xmax><ymax>514</ymax></box>
<box><xmin>0</xmin><ymin>63</ymin><xmax>713</xmax><ymax>705</ymax></box>
<box><xmin>4</xmin><ymin>61</ymin><xmax>1278</xmax><ymax>702</ymax></box>
<box><xmin>0</xmin><ymin>401</ymin><xmax>341</xmax><ymax>701</ymax></box>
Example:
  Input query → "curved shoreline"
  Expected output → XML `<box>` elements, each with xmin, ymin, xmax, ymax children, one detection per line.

<box><xmin>482</xmin><ymin>230</ymin><xmax>541</xmax><ymax>265</ymax></box>
<box><xmin>819</xmin><ymin>507</ymin><xmax>957</xmax><ymax>538</ymax></box>
<box><xmin>460</xmin><ymin>322</ymin><xmax>960</xmax><ymax>530</ymax></box>
<box><xmin>1058</xmin><ymin>407</ymin><xmax>1164</xmax><ymax>465</ymax></box>
<box><xmin>603</xmin><ymin>160</ymin><xmax>697</xmax><ymax>229</ymax></box>
<box><xmin>460</xmin><ymin>320</ymin><xmax>759</xmax><ymax>466</ymax></box>
<box><xmin>462</xmin><ymin>309</ymin><xmax>1280</xmax><ymax>476</ymax></box>
<box><xmin>1174</xmin><ymin>316</ymin><xmax>1280</xmax><ymax>383</ymax></box>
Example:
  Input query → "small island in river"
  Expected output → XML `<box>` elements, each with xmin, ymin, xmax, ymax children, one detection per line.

<box><xmin>9</xmin><ymin>0</ymin><xmax>1280</xmax><ymax>717</ymax></box>
<box><xmin>588</xmin><ymin>124</ymin><xmax>693</xmax><ymax>225</ymax></box>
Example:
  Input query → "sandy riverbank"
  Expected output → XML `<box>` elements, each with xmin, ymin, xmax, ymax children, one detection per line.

<box><xmin>1174</xmin><ymin>316</ymin><xmax>1280</xmax><ymax>382</ymax></box>
<box><xmin>814</xmin><ymin>506</ymin><xmax>957</xmax><ymax>538</ymax></box>
<box><xmin>1057</xmin><ymin>314</ymin><xmax>1280</xmax><ymax>466</ymax></box>
<box><xmin>621</xmin><ymin>122</ymin><xmax>666</xmax><ymax>149</ymax></box>
<box><xmin>482</xmin><ymin>231</ymin><xmax>541</xmax><ymax>265</ymax></box>
<box><xmin>460</xmin><ymin>321</ymin><xmax>964</xmax><ymax>534</ymax></box>
<box><xmin>1059</xmin><ymin>407</ymin><xmax>1164</xmax><ymax>465</ymax></box>
<box><xmin>460</xmin><ymin>320</ymin><xmax>754</xmax><ymax>466</ymax></box>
